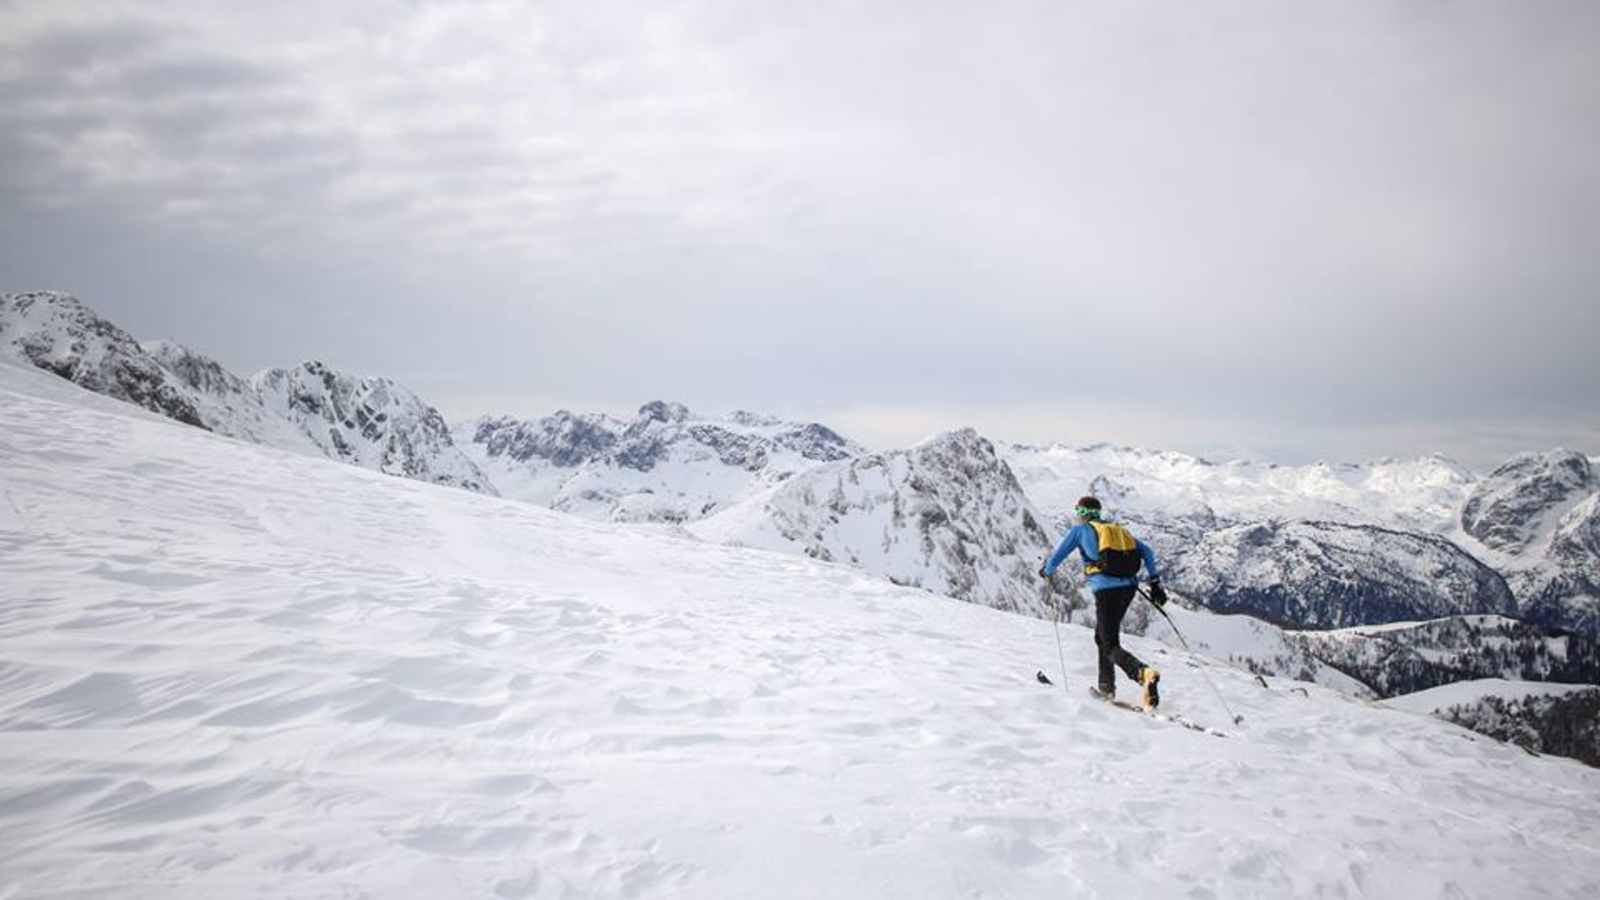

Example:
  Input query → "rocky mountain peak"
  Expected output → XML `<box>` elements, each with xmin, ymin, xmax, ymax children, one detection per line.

<box><xmin>141</xmin><ymin>339</ymin><xmax>251</xmax><ymax>397</ymax></box>
<box><xmin>1553</xmin><ymin>494</ymin><xmax>1600</xmax><ymax>562</ymax></box>
<box><xmin>1</xmin><ymin>291</ymin><xmax>209</xmax><ymax>429</ymax></box>
<box><xmin>469</xmin><ymin>411</ymin><xmax>622</xmax><ymax>467</ymax></box>
<box><xmin>693</xmin><ymin>428</ymin><xmax>1052</xmax><ymax>616</ymax></box>
<box><xmin>1461</xmin><ymin>449</ymin><xmax>1593</xmax><ymax>554</ymax></box>
<box><xmin>636</xmin><ymin>400</ymin><xmax>692</xmax><ymax>425</ymax></box>
<box><xmin>252</xmin><ymin>361</ymin><xmax>492</xmax><ymax>493</ymax></box>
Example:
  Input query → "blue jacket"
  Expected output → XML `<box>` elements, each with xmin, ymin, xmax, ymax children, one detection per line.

<box><xmin>1044</xmin><ymin>522</ymin><xmax>1160</xmax><ymax>592</ymax></box>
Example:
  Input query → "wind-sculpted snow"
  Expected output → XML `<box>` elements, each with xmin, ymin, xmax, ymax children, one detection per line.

<box><xmin>254</xmin><ymin>361</ymin><xmax>495</xmax><ymax>495</ymax></box>
<box><xmin>4</xmin><ymin>364</ymin><xmax>1600</xmax><ymax>898</ymax></box>
<box><xmin>693</xmin><ymin>429</ymin><xmax>1058</xmax><ymax>617</ymax></box>
<box><xmin>459</xmin><ymin>401</ymin><xmax>864</xmax><ymax>522</ymax></box>
<box><xmin>1168</xmin><ymin>520</ymin><xmax>1517</xmax><ymax>628</ymax></box>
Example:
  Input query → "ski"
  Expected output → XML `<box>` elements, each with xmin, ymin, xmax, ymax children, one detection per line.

<box><xmin>1091</xmin><ymin>686</ymin><xmax>1230</xmax><ymax>738</ymax></box>
<box><xmin>1036</xmin><ymin>671</ymin><xmax>1229</xmax><ymax>737</ymax></box>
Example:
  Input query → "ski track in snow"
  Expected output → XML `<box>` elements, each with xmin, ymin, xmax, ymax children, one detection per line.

<box><xmin>2</xmin><ymin>369</ymin><xmax>1599</xmax><ymax>899</ymax></box>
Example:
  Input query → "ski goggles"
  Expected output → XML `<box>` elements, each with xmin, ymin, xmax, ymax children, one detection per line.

<box><xmin>1075</xmin><ymin>506</ymin><xmax>1102</xmax><ymax>520</ymax></box>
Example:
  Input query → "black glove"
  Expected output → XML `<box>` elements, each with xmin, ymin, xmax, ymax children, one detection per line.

<box><xmin>1038</xmin><ymin>566</ymin><xmax>1050</xmax><ymax>579</ymax></box>
<box><xmin>1147</xmin><ymin>581</ymin><xmax>1169</xmax><ymax>608</ymax></box>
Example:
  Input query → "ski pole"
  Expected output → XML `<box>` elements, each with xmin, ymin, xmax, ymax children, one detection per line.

<box><xmin>1051</xmin><ymin>596</ymin><xmax>1070</xmax><ymax>695</ymax></box>
<box><xmin>1140</xmin><ymin>588</ymin><xmax>1245</xmax><ymax>725</ymax></box>
<box><xmin>1042</xmin><ymin>571</ymin><xmax>1069</xmax><ymax>695</ymax></box>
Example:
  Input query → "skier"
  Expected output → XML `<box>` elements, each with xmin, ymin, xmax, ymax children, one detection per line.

<box><xmin>1039</xmin><ymin>496</ymin><xmax>1169</xmax><ymax>710</ymax></box>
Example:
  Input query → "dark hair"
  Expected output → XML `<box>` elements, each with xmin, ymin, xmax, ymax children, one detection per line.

<box><xmin>1075</xmin><ymin>496</ymin><xmax>1102</xmax><ymax>510</ymax></box>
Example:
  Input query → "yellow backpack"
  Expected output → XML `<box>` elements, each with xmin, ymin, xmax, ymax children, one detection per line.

<box><xmin>1084</xmin><ymin>521</ymin><xmax>1143</xmax><ymax>578</ymax></box>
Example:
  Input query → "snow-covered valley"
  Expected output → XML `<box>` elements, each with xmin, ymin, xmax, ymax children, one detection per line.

<box><xmin>3</xmin><ymin>359</ymin><xmax>1600</xmax><ymax>898</ymax></box>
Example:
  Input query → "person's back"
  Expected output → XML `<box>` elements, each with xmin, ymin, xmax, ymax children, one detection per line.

<box><xmin>1039</xmin><ymin>496</ymin><xmax>1169</xmax><ymax>709</ymax></box>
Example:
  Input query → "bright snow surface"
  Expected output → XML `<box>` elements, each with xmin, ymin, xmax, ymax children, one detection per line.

<box><xmin>1383</xmin><ymin>678</ymin><xmax>1600</xmax><ymax>715</ymax></box>
<box><xmin>2</xmin><ymin>360</ymin><xmax>1599</xmax><ymax>899</ymax></box>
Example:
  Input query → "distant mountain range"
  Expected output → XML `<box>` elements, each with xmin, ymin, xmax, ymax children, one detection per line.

<box><xmin>5</xmin><ymin>289</ymin><xmax>1598</xmax><ymax>758</ymax></box>
<box><xmin>458</xmin><ymin>401</ymin><xmax>861</xmax><ymax>521</ymax></box>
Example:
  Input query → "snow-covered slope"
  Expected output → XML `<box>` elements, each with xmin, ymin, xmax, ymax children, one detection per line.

<box><xmin>459</xmin><ymin>401</ymin><xmax>862</xmax><ymax>521</ymax></box>
<box><xmin>1299</xmin><ymin>616</ymin><xmax>1600</xmax><ymax>698</ymax></box>
<box><xmin>1132</xmin><ymin>603</ymin><xmax>1374</xmax><ymax>697</ymax></box>
<box><xmin>254</xmin><ymin>361</ymin><xmax>495</xmax><ymax>494</ymax></box>
<box><xmin>1385</xmin><ymin>676</ymin><xmax>1600</xmax><ymax>713</ymax></box>
<box><xmin>5</xmin><ymin>361</ymin><xmax>1600</xmax><ymax>898</ymax></box>
<box><xmin>692</xmin><ymin>428</ymin><xmax>1055</xmax><ymax>616</ymax></box>
<box><xmin>0</xmin><ymin>291</ymin><xmax>492</xmax><ymax>495</ymax></box>
<box><xmin>1167</xmin><ymin>520</ymin><xmax>1517</xmax><ymax>628</ymax></box>
<box><xmin>1385</xmin><ymin>679</ymin><xmax>1600</xmax><ymax>767</ymax></box>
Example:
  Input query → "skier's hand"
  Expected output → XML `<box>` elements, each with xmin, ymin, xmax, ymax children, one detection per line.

<box><xmin>1148</xmin><ymin>581</ymin><xmax>1169</xmax><ymax>608</ymax></box>
<box><xmin>1038</xmin><ymin>566</ymin><xmax>1050</xmax><ymax>580</ymax></box>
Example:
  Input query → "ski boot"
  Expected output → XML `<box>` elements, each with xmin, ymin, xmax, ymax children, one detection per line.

<box><xmin>1140</xmin><ymin>666</ymin><xmax>1161</xmax><ymax>711</ymax></box>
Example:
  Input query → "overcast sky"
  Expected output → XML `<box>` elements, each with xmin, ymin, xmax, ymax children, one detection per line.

<box><xmin>2</xmin><ymin>1</ymin><xmax>1596</xmax><ymax>467</ymax></box>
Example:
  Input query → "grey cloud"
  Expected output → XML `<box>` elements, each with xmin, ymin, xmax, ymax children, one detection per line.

<box><xmin>115</xmin><ymin>56</ymin><xmax>280</xmax><ymax>96</ymax></box>
<box><xmin>14</xmin><ymin>17</ymin><xmax>177</xmax><ymax>68</ymax></box>
<box><xmin>0</xmin><ymin>1</ymin><xmax>1594</xmax><ymax>467</ymax></box>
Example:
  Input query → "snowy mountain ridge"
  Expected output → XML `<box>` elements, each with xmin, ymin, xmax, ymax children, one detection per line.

<box><xmin>252</xmin><ymin>361</ymin><xmax>495</xmax><ymax>494</ymax></box>
<box><xmin>0</xmin><ymin>291</ymin><xmax>493</xmax><ymax>495</ymax></box>
<box><xmin>1166</xmin><ymin>519</ymin><xmax>1518</xmax><ymax>628</ymax></box>
<box><xmin>690</xmin><ymin>428</ymin><xmax>1054</xmax><ymax>616</ymax></box>
<box><xmin>1453</xmin><ymin>450</ymin><xmax>1600</xmax><ymax>636</ymax></box>
<box><xmin>7</xmin><ymin>290</ymin><xmax>1599</xmax><ymax>705</ymax></box>
<box><xmin>1004</xmin><ymin>441</ymin><xmax>1476</xmax><ymax>538</ymax></box>
<box><xmin>457</xmin><ymin>400</ymin><xmax>863</xmax><ymax>522</ymax></box>
<box><xmin>3</xmin><ymin>357</ymin><xmax>1598</xmax><ymax>898</ymax></box>
<box><xmin>1008</xmin><ymin>440</ymin><xmax>1600</xmax><ymax>638</ymax></box>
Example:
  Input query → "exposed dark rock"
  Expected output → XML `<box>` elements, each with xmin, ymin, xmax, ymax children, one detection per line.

<box><xmin>1169</xmin><ymin>520</ymin><xmax>1517</xmax><ymax>628</ymax></box>
<box><xmin>1462</xmin><ymin>450</ymin><xmax>1592</xmax><ymax>554</ymax></box>
<box><xmin>1434</xmin><ymin>689</ymin><xmax>1600</xmax><ymax>768</ymax></box>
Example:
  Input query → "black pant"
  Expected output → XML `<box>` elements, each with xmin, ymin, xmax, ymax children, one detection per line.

<box><xmin>1094</xmin><ymin>586</ymin><xmax>1147</xmax><ymax>692</ymax></box>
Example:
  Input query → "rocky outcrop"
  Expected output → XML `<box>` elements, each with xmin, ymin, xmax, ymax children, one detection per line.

<box><xmin>1436</xmin><ymin>688</ymin><xmax>1600</xmax><ymax>768</ymax></box>
<box><xmin>254</xmin><ymin>362</ymin><xmax>495</xmax><ymax>494</ymax></box>
<box><xmin>1522</xmin><ymin>494</ymin><xmax>1600</xmax><ymax>636</ymax></box>
<box><xmin>1168</xmin><ymin>520</ymin><xmax>1517</xmax><ymax>628</ymax></box>
<box><xmin>1461</xmin><ymin>450</ymin><xmax>1593</xmax><ymax>554</ymax></box>
<box><xmin>693</xmin><ymin>429</ymin><xmax>1054</xmax><ymax>616</ymax></box>
<box><xmin>1297</xmin><ymin>616</ymin><xmax>1600</xmax><ymax>698</ymax></box>
<box><xmin>459</xmin><ymin>402</ymin><xmax>864</xmax><ymax>520</ymax></box>
<box><xmin>0</xmin><ymin>292</ymin><xmax>209</xmax><ymax>428</ymax></box>
<box><xmin>1</xmin><ymin>292</ymin><xmax>492</xmax><ymax>494</ymax></box>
